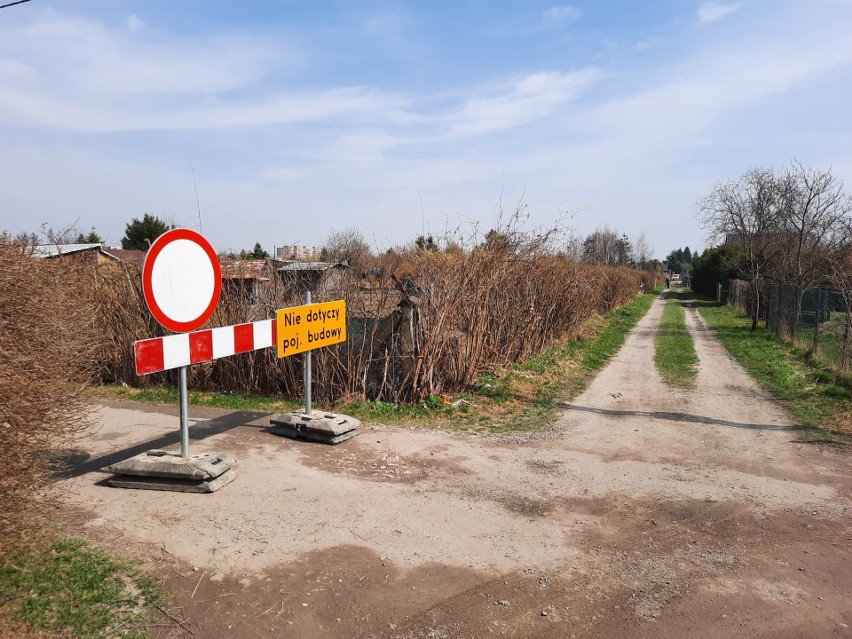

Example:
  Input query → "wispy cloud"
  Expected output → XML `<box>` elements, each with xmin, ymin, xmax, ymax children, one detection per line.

<box><xmin>541</xmin><ymin>5</ymin><xmax>582</xmax><ymax>28</ymax></box>
<box><xmin>441</xmin><ymin>69</ymin><xmax>600</xmax><ymax>138</ymax></box>
<box><xmin>697</xmin><ymin>2</ymin><xmax>741</xmax><ymax>23</ymax></box>
<box><xmin>1</xmin><ymin>1</ymin><xmax>851</xmax><ymax>258</ymax></box>
<box><xmin>0</xmin><ymin>58</ymin><xmax>32</xmax><ymax>80</ymax></box>
<box><xmin>17</xmin><ymin>13</ymin><xmax>284</xmax><ymax>94</ymax></box>
<box><xmin>0</xmin><ymin>11</ymin><xmax>409</xmax><ymax>131</ymax></box>
<box><xmin>635</xmin><ymin>37</ymin><xmax>660</xmax><ymax>51</ymax></box>
<box><xmin>127</xmin><ymin>14</ymin><xmax>143</xmax><ymax>32</ymax></box>
<box><xmin>0</xmin><ymin>84</ymin><xmax>407</xmax><ymax>132</ymax></box>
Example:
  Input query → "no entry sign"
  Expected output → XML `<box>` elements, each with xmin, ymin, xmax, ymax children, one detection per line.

<box><xmin>142</xmin><ymin>228</ymin><xmax>221</xmax><ymax>333</ymax></box>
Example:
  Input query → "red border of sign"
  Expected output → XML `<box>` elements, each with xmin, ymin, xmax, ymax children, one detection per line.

<box><xmin>142</xmin><ymin>228</ymin><xmax>221</xmax><ymax>333</ymax></box>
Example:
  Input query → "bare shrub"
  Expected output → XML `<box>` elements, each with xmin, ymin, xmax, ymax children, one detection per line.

<box><xmin>88</xmin><ymin>222</ymin><xmax>642</xmax><ymax>405</ymax></box>
<box><xmin>0</xmin><ymin>240</ymin><xmax>99</xmax><ymax>558</ymax></box>
<box><xmin>323</xmin><ymin>227</ymin><xmax>372</xmax><ymax>272</ymax></box>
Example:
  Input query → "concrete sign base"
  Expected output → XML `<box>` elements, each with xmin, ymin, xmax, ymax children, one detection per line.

<box><xmin>106</xmin><ymin>450</ymin><xmax>237</xmax><ymax>493</ymax></box>
<box><xmin>269</xmin><ymin>411</ymin><xmax>360</xmax><ymax>445</ymax></box>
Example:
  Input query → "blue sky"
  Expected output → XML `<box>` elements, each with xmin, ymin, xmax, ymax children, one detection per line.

<box><xmin>1</xmin><ymin>1</ymin><xmax>851</xmax><ymax>259</ymax></box>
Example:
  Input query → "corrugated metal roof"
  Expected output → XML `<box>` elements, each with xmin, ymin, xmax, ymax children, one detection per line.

<box><xmin>33</xmin><ymin>243</ymin><xmax>105</xmax><ymax>258</ymax></box>
<box><xmin>220</xmin><ymin>259</ymin><xmax>271</xmax><ymax>280</ymax></box>
<box><xmin>277</xmin><ymin>261</ymin><xmax>333</xmax><ymax>272</ymax></box>
<box><xmin>103</xmin><ymin>248</ymin><xmax>146</xmax><ymax>263</ymax></box>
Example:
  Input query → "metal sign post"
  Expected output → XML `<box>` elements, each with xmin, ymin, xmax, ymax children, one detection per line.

<box><xmin>109</xmin><ymin>228</ymin><xmax>237</xmax><ymax>493</ymax></box>
<box><xmin>271</xmin><ymin>297</ymin><xmax>357</xmax><ymax>444</ymax></box>
<box><xmin>304</xmin><ymin>290</ymin><xmax>312</xmax><ymax>416</ymax></box>
<box><xmin>139</xmin><ymin>228</ymin><xmax>222</xmax><ymax>460</ymax></box>
<box><xmin>179</xmin><ymin>366</ymin><xmax>190</xmax><ymax>458</ymax></box>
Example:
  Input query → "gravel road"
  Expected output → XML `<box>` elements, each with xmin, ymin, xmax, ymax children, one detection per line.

<box><xmin>58</xmin><ymin>293</ymin><xmax>852</xmax><ymax>638</ymax></box>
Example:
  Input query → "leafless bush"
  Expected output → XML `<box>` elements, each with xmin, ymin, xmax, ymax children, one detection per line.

<box><xmin>89</xmin><ymin>220</ymin><xmax>641</xmax><ymax>405</ymax></box>
<box><xmin>0</xmin><ymin>241</ymin><xmax>100</xmax><ymax>558</ymax></box>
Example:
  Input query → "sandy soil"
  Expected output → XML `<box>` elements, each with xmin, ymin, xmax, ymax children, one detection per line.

<box><xmin>56</xmin><ymin>294</ymin><xmax>852</xmax><ymax>638</ymax></box>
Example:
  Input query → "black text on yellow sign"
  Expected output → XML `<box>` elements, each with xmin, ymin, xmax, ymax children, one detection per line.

<box><xmin>276</xmin><ymin>300</ymin><xmax>346</xmax><ymax>358</ymax></box>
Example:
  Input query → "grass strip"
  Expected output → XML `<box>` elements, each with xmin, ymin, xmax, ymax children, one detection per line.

<box><xmin>696</xmin><ymin>299</ymin><xmax>852</xmax><ymax>441</ymax></box>
<box><xmin>0</xmin><ymin>538</ymin><xmax>162</xmax><ymax>639</ymax></box>
<box><xmin>655</xmin><ymin>296</ymin><xmax>699</xmax><ymax>389</ymax></box>
<box><xmin>98</xmin><ymin>292</ymin><xmax>658</xmax><ymax>434</ymax></box>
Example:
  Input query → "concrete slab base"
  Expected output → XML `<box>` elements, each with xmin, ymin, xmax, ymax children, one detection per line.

<box><xmin>105</xmin><ymin>450</ymin><xmax>237</xmax><ymax>493</ymax></box>
<box><xmin>107</xmin><ymin>468</ymin><xmax>237</xmax><ymax>493</ymax></box>
<box><xmin>269</xmin><ymin>411</ymin><xmax>360</xmax><ymax>445</ymax></box>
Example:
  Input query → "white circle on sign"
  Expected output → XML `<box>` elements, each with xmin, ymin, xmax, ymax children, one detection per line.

<box><xmin>150</xmin><ymin>239</ymin><xmax>216</xmax><ymax>323</ymax></box>
<box><xmin>142</xmin><ymin>228</ymin><xmax>221</xmax><ymax>333</ymax></box>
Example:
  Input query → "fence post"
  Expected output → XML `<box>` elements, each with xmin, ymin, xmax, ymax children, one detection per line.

<box><xmin>813</xmin><ymin>288</ymin><xmax>821</xmax><ymax>351</ymax></box>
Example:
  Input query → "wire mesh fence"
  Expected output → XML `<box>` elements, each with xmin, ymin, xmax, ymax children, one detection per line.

<box><xmin>728</xmin><ymin>279</ymin><xmax>851</xmax><ymax>371</ymax></box>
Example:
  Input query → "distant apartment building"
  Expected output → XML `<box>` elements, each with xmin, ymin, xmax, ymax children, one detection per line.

<box><xmin>275</xmin><ymin>245</ymin><xmax>323</xmax><ymax>261</ymax></box>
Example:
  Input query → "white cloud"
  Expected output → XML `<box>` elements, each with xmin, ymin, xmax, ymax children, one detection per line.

<box><xmin>363</xmin><ymin>11</ymin><xmax>407</xmax><ymax>37</ymax></box>
<box><xmin>635</xmin><ymin>37</ymin><xmax>659</xmax><ymax>51</ymax></box>
<box><xmin>260</xmin><ymin>167</ymin><xmax>307</xmax><ymax>182</ymax></box>
<box><xmin>0</xmin><ymin>58</ymin><xmax>32</xmax><ymax>80</ymax></box>
<box><xmin>336</xmin><ymin>131</ymin><xmax>400</xmax><ymax>164</ymax></box>
<box><xmin>697</xmin><ymin>3</ymin><xmax>741</xmax><ymax>23</ymax></box>
<box><xmin>2</xmin><ymin>1</ymin><xmax>851</xmax><ymax>259</ymax></box>
<box><xmin>541</xmin><ymin>6</ymin><xmax>582</xmax><ymax>27</ymax></box>
<box><xmin>0</xmin><ymin>11</ymin><xmax>409</xmax><ymax>131</ymax></box>
<box><xmin>589</xmin><ymin>31</ymin><xmax>852</xmax><ymax>148</ymax></box>
<box><xmin>127</xmin><ymin>14</ymin><xmax>143</xmax><ymax>31</ymax></box>
<box><xmin>0</xmin><ymin>84</ymin><xmax>407</xmax><ymax>132</ymax></box>
<box><xmin>15</xmin><ymin>14</ymin><xmax>282</xmax><ymax>94</ymax></box>
<box><xmin>442</xmin><ymin>69</ymin><xmax>601</xmax><ymax>138</ymax></box>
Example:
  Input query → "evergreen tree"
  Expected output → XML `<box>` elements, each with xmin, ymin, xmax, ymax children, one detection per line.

<box><xmin>414</xmin><ymin>234</ymin><xmax>438</xmax><ymax>252</ymax></box>
<box><xmin>250</xmin><ymin>242</ymin><xmax>269</xmax><ymax>259</ymax></box>
<box><xmin>121</xmin><ymin>213</ymin><xmax>169</xmax><ymax>250</ymax></box>
<box><xmin>75</xmin><ymin>228</ymin><xmax>103</xmax><ymax>244</ymax></box>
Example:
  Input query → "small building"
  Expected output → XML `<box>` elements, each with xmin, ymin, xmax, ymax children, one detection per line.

<box><xmin>276</xmin><ymin>261</ymin><xmax>348</xmax><ymax>297</ymax></box>
<box><xmin>276</xmin><ymin>245</ymin><xmax>324</xmax><ymax>262</ymax></box>
<box><xmin>34</xmin><ymin>244</ymin><xmax>146</xmax><ymax>266</ymax></box>
<box><xmin>220</xmin><ymin>259</ymin><xmax>274</xmax><ymax>303</ymax></box>
<box><xmin>34</xmin><ymin>243</ymin><xmax>119</xmax><ymax>265</ymax></box>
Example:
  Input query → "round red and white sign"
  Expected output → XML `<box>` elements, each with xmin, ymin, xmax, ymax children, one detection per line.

<box><xmin>142</xmin><ymin>228</ymin><xmax>221</xmax><ymax>333</ymax></box>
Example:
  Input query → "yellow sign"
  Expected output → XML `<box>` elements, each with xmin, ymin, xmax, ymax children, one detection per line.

<box><xmin>276</xmin><ymin>300</ymin><xmax>346</xmax><ymax>358</ymax></box>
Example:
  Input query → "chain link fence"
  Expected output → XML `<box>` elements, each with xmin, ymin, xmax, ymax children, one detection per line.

<box><xmin>728</xmin><ymin>279</ymin><xmax>851</xmax><ymax>371</ymax></box>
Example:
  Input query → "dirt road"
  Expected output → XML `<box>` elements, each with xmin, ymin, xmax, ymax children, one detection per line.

<box><xmin>58</xmin><ymin>294</ymin><xmax>852</xmax><ymax>638</ymax></box>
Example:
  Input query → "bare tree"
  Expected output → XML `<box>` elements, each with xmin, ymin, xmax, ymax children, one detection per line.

<box><xmin>826</xmin><ymin>217</ymin><xmax>852</xmax><ymax>370</ymax></box>
<box><xmin>776</xmin><ymin>161</ymin><xmax>851</xmax><ymax>292</ymax></box>
<box><xmin>634</xmin><ymin>231</ymin><xmax>653</xmax><ymax>270</ymax></box>
<box><xmin>323</xmin><ymin>227</ymin><xmax>372</xmax><ymax>270</ymax></box>
<box><xmin>582</xmin><ymin>225</ymin><xmax>620</xmax><ymax>265</ymax></box>
<box><xmin>564</xmin><ymin>231</ymin><xmax>585</xmax><ymax>262</ymax></box>
<box><xmin>698</xmin><ymin>167</ymin><xmax>782</xmax><ymax>329</ymax></box>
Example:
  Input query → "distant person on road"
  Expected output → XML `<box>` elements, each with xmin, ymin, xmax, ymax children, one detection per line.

<box><xmin>665</xmin><ymin>276</ymin><xmax>670</xmax><ymax>290</ymax></box>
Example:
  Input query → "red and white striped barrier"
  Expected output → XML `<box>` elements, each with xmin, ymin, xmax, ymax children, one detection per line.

<box><xmin>135</xmin><ymin>319</ymin><xmax>276</xmax><ymax>375</ymax></box>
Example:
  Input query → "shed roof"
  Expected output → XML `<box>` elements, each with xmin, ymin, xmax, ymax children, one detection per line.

<box><xmin>276</xmin><ymin>260</ymin><xmax>351</xmax><ymax>272</ymax></box>
<box><xmin>33</xmin><ymin>243</ymin><xmax>118</xmax><ymax>259</ymax></box>
<box><xmin>103</xmin><ymin>248</ymin><xmax>146</xmax><ymax>263</ymax></box>
<box><xmin>220</xmin><ymin>259</ymin><xmax>271</xmax><ymax>280</ymax></box>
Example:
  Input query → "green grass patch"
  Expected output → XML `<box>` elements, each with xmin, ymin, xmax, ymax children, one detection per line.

<box><xmin>655</xmin><ymin>296</ymin><xmax>699</xmax><ymax>389</ymax></box>
<box><xmin>696</xmin><ymin>300</ymin><xmax>852</xmax><ymax>442</ymax></box>
<box><xmin>101</xmin><ymin>384</ymin><xmax>304</xmax><ymax>414</ymax></box>
<box><xmin>96</xmin><ymin>293</ymin><xmax>658</xmax><ymax>435</ymax></box>
<box><xmin>0</xmin><ymin>538</ymin><xmax>163</xmax><ymax>639</ymax></box>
